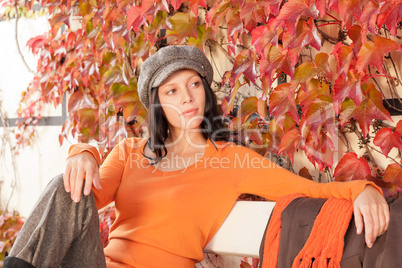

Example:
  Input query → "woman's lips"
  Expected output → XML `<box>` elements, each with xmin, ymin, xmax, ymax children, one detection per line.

<box><xmin>181</xmin><ymin>108</ymin><xmax>198</xmax><ymax>116</ymax></box>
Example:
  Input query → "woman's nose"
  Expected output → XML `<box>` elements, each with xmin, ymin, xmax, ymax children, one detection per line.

<box><xmin>181</xmin><ymin>89</ymin><xmax>193</xmax><ymax>104</ymax></box>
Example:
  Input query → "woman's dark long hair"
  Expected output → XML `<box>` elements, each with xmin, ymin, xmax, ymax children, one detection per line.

<box><xmin>144</xmin><ymin>76</ymin><xmax>231</xmax><ymax>165</ymax></box>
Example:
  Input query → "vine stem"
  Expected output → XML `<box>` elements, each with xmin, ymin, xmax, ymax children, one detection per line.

<box><xmin>317</xmin><ymin>22</ymin><xmax>340</xmax><ymax>28</ymax></box>
<box><xmin>13</xmin><ymin>1</ymin><xmax>38</xmax><ymax>76</ymax></box>
<box><xmin>366</xmin><ymin>143</ymin><xmax>402</xmax><ymax>167</ymax></box>
<box><xmin>324</xmin><ymin>13</ymin><xmax>341</xmax><ymax>24</ymax></box>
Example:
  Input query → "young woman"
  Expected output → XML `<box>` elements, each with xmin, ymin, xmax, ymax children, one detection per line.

<box><xmin>5</xmin><ymin>46</ymin><xmax>389</xmax><ymax>268</ymax></box>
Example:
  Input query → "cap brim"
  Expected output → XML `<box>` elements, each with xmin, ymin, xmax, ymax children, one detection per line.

<box><xmin>151</xmin><ymin>59</ymin><xmax>207</xmax><ymax>89</ymax></box>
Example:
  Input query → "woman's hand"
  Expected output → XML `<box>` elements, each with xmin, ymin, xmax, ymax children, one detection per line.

<box><xmin>353</xmin><ymin>185</ymin><xmax>389</xmax><ymax>248</ymax></box>
<box><xmin>64</xmin><ymin>151</ymin><xmax>102</xmax><ymax>203</ymax></box>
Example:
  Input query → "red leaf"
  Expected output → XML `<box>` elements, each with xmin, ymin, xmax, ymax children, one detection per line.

<box><xmin>331</xmin><ymin>42</ymin><xmax>354</xmax><ymax>79</ymax></box>
<box><xmin>127</xmin><ymin>6</ymin><xmax>144</xmax><ymax>32</ymax></box>
<box><xmin>283</xmin><ymin>18</ymin><xmax>321</xmax><ymax>66</ymax></box>
<box><xmin>278</xmin><ymin>128</ymin><xmax>301</xmax><ymax>163</ymax></box>
<box><xmin>353</xmin><ymin>83</ymin><xmax>392</xmax><ymax>137</ymax></box>
<box><xmin>269</xmin><ymin>83</ymin><xmax>299</xmax><ymax>129</ymax></box>
<box><xmin>240</xmin><ymin>0</ymin><xmax>266</xmax><ymax>32</ymax></box>
<box><xmin>230</xmin><ymin>48</ymin><xmax>258</xmax><ymax>87</ymax></box>
<box><xmin>251</xmin><ymin>23</ymin><xmax>278</xmax><ymax>52</ymax></box>
<box><xmin>302</xmin><ymin>95</ymin><xmax>336</xmax><ymax>141</ymax></box>
<box><xmin>333</xmin><ymin>72</ymin><xmax>362</xmax><ymax>114</ymax></box>
<box><xmin>338</xmin><ymin>0</ymin><xmax>361</xmax><ymax>29</ymax></box>
<box><xmin>275</xmin><ymin>0</ymin><xmax>319</xmax><ymax>35</ymax></box>
<box><xmin>360</xmin><ymin>0</ymin><xmax>381</xmax><ymax>36</ymax></box>
<box><xmin>26</xmin><ymin>34</ymin><xmax>46</xmax><ymax>55</ymax></box>
<box><xmin>334</xmin><ymin>152</ymin><xmax>371</xmax><ymax>181</ymax></box>
<box><xmin>303</xmin><ymin>129</ymin><xmax>334</xmax><ymax>171</ymax></box>
<box><xmin>264</xmin><ymin>0</ymin><xmax>284</xmax><ymax>16</ymax></box>
<box><xmin>373</xmin><ymin>128</ymin><xmax>402</xmax><ymax>157</ymax></box>
<box><xmin>205</xmin><ymin>0</ymin><xmax>232</xmax><ymax>33</ymax></box>
<box><xmin>396</xmin><ymin>120</ymin><xmax>402</xmax><ymax>135</ymax></box>
<box><xmin>377</xmin><ymin>0</ymin><xmax>402</xmax><ymax>36</ymax></box>
<box><xmin>226</xmin><ymin>9</ymin><xmax>243</xmax><ymax>43</ymax></box>
<box><xmin>383</xmin><ymin>164</ymin><xmax>402</xmax><ymax>188</ymax></box>
<box><xmin>347</xmin><ymin>25</ymin><xmax>363</xmax><ymax>55</ymax></box>
<box><xmin>356</xmin><ymin>36</ymin><xmax>398</xmax><ymax>75</ymax></box>
<box><xmin>259</xmin><ymin>44</ymin><xmax>293</xmax><ymax>86</ymax></box>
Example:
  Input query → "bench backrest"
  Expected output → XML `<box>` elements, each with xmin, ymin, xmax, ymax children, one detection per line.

<box><xmin>203</xmin><ymin>201</ymin><xmax>275</xmax><ymax>258</ymax></box>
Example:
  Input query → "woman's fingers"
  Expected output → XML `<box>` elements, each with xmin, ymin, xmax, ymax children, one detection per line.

<box><xmin>63</xmin><ymin>165</ymin><xmax>72</xmax><ymax>193</ymax></box>
<box><xmin>353</xmin><ymin>185</ymin><xmax>390</xmax><ymax>248</ymax></box>
<box><xmin>73</xmin><ymin>169</ymin><xmax>85</xmax><ymax>203</ymax></box>
<box><xmin>64</xmin><ymin>151</ymin><xmax>101</xmax><ymax>202</ymax></box>
<box><xmin>354</xmin><ymin>206</ymin><xmax>364</xmax><ymax>235</ymax></box>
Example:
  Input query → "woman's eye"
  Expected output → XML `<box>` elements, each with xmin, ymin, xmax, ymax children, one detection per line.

<box><xmin>191</xmin><ymin>81</ymin><xmax>200</xmax><ymax>87</ymax></box>
<box><xmin>166</xmin><ymin>89</ymin><xmax>176</xmax><ymax>95</ymax></box>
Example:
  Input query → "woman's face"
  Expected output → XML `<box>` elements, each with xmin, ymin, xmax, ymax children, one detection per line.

<box><xmin>157</xmin><ymin>69</ymin><xmax>206</xmax><ymax>133</ymax></box>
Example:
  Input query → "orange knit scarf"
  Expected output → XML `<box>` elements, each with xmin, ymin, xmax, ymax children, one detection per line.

<box><xmin>262</xmin><ymin>194</ymin><xmax>353</xmax><ymax>268</ymax></box>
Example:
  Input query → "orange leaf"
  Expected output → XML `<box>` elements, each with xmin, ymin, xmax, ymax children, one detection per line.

<box><xmin>356</xmin><ymin>36</ymin><xmax>398</xmax><ymax>74</ymax></box>
<box><xmin>278</xmin><ymin>128</ymin><xmax>301</xmax><ymax>163</ymax></box>
<box><xmin>269</xmin><ymin>83</ymin><xmax>299</xmax><ymax>129</ymax></box>
<box><xmin>383</xmin><ymin>164</ymin><xmax>402</xmax><ymax>188</ymax></box>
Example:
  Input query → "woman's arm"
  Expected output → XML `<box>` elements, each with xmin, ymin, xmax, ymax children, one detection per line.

<box><xmin>229</xmin><ymin>144</ymin><xmax>389</xmax><ymax>247</ymax></box>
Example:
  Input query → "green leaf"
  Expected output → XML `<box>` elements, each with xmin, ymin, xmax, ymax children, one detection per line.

<box><xmin>103</xmin><ymin>65</ymin><xmax>123</xmax><ymax>86</ymax></box>
<box><xmin>240</xmin><ymin>0</ymin><xmax>266</xmax><ymax>32</ymax></box>
<box><xmin>339</xmin><ymin>98</ymin><xmax>357</xmax><ymax>129</ymax></box>
<box><xmin>290</xmin><ymin>61</ymin><xmax>316</xmax><ymax>91</ymax></box>
<box><xmin>166</xmin><ymin>12</ymin><xmax>198</xmax><ymax>44</ymax></box>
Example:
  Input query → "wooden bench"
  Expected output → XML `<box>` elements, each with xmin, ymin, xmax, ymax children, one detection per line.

<box><xmin>203</xmin><ymin>201</ymin><xmax>276</xmax><ymax>258</ymax></box>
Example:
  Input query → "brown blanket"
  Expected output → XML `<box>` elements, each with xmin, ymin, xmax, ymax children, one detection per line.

<box><xmin>260</xmin><ymin>196</ymin><xmax>402</xmax><ymax>268</ymax></box>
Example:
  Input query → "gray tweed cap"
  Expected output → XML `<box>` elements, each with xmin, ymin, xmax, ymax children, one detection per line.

<box><xmin>137</xmin><ymin>46</ymin><xmax>214</xmax><ymax>108</ymax></box>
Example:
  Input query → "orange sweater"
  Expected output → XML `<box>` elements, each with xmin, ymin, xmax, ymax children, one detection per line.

<box><xmin>68</xmin><ymin>138</ymin><xmax>381</xmax><ymax>268</ymax></box>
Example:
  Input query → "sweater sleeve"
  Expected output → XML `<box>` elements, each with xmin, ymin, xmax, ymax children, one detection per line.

<box><xmin>67</xmin><ymin>139</ymin><xmax>129</xmax><ymax>210</ymax></box>
<box><xmin>229</xmin><ymin>145</ymin><xmax>382</xmax><ymax>203</ymax></box>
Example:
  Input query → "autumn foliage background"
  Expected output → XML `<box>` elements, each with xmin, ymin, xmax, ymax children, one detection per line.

<box><xmin>1</xmin><ymin>0</ymin><xmax>402</xmax><ymax>265</ymax></box>
<box><xmin>11</xmin><ymin>0</ymin><xmax>401</xmax><ymax>194</ymax></box>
